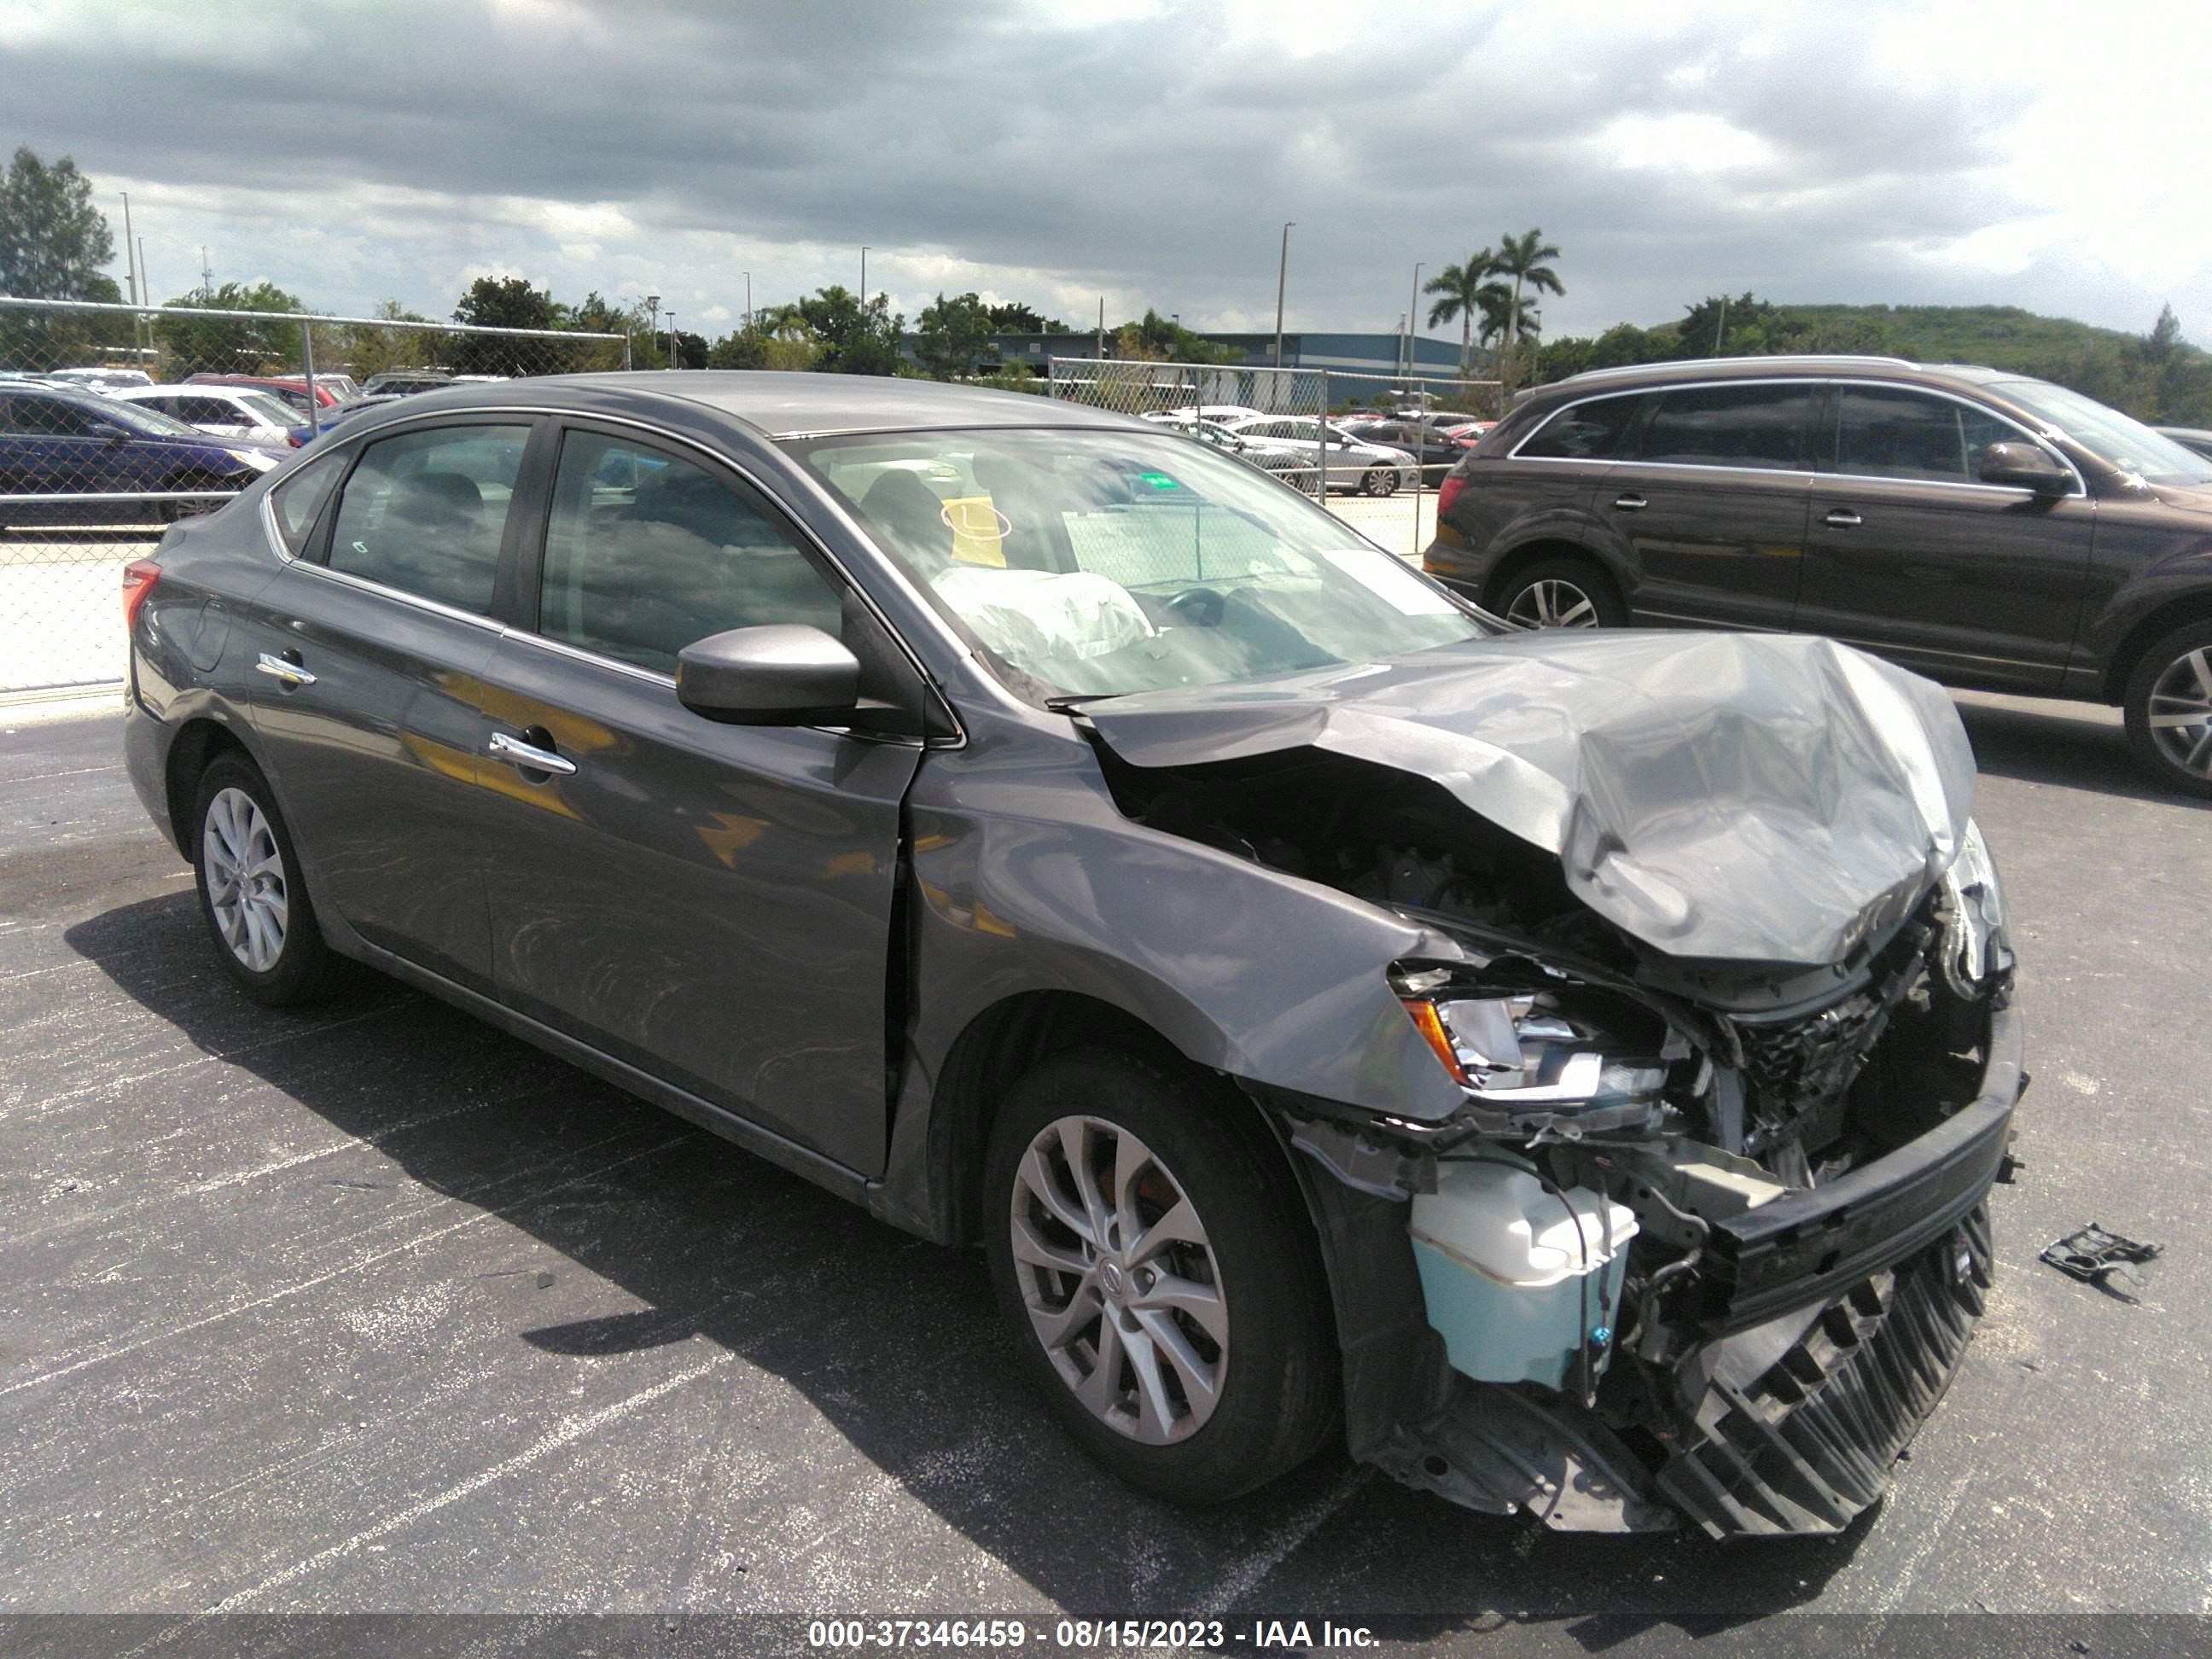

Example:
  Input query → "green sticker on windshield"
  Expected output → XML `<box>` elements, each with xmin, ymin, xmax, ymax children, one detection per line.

<box><xmin>1138</xmin><ymin>469</ymin><xmax>1182</xmax><ymax>491</ymax></box>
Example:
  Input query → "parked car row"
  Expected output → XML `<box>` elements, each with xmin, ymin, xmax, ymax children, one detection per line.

<box><xmin>1423</xmin><ymin>352</ymin><xmax>2212</xmax><ymax>795</ymax></box>
<box><xmin>0</xmin><ymin>381</ymin><xmax>283</xmax><ymax>527</ymax></box>
<box><xmin>0</xmin><ymin>364</ymin><xmax>493</xmax><ymax>525</ymax></box>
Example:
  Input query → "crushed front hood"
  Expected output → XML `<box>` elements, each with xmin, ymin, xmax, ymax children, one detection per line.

<box><xmin>1085</xmin><ymin>630</ymin><xmax>1974</xmax><ymax>969</ymax></box>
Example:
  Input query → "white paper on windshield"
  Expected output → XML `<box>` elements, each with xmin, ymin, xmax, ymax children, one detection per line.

<box><xmin>1321</xmin><ymin>549</ymin><xmax>1460</xmax><ymax>615</ymax></box>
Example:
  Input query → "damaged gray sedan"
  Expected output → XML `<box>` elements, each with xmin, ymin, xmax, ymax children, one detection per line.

<box><xmin>122</xmin><ymin>374</ymin><xmax>2022</xmax><ymax>1540</ymax></box>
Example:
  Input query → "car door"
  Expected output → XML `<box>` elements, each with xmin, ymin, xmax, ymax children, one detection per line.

<box><xmin>240</xmin><ymin>417</ymin><xmax>539</xmax><ymax>991</ymax></box>
<box><xmin>1795</xmin><ymin>384</ymin><xmax>2093</xmax><ymax>691</ymax></box>
<box><xmin>3</xmin><ymin>390</ymin><xmax>123</xmax><ymax>502</ymax></box>
<box><xmin>473</xmin><ymin>422</ymin><xmax>924</xmax><ymax>1176</ymax></box>
<box><xmin>1594</xmin><ymin>381</ymin><xmax>1816</xmax><ymax>632</ymax></box>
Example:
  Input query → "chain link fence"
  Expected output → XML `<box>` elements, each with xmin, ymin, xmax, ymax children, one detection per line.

<box><xmin>1047</xmin><ymin>357</ymin><xmax>1499</xmax><ymax>561</ymax></box>
<box><xmin>0</xmin><ymin>295</ymin><xmax>629</xmax><ymax>696</ymax></box>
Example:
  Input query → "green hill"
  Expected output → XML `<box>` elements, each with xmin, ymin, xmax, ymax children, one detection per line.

<box><xmin>1532</xmin><ymin>299</ymin><xmax>2210</xmax><ymax>425</ymax></box>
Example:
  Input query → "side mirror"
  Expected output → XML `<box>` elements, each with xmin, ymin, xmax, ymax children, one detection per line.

<box><xmin>676</xmin><ymin>624</ymin><xmax>860</xmax><ymax>725</ymax></box>
<box><xmin>88</xmin><ymin>422</ymin><xmax>131</xmax><ymax>442</ymax></box>
<box><xmin>1979</xmin><ymin>441</ymin><xmax>2070</xmax><ymax>494</ymax></box>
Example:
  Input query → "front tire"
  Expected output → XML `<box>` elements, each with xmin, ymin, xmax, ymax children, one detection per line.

<box><xmin>983</xmin><ymin>1045</ymin><xmax>1337</xmax><ymax>1505</ymax></box>
<box><xmin>2122</xmin><ymin>620</ymin><xmax>2212</xmax><ymax>798</ymax></box>
<box><xmin>191</xmin><ymin>752</ymin><xmax>348</xmax><ymax>1004</ymax></box>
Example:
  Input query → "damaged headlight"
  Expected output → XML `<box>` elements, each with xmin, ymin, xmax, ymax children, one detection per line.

<box><xmin>1938</xmin><ymin>818</ymin><xmax>2012</xmax><ymax>998</ymax></box>
<box><xmin>1394</xmin><ymin>966</ymin><xmax>1682</xmax><ymax>1136</ymax></box>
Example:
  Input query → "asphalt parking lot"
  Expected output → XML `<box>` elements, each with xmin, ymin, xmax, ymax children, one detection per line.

<box><xmin>1</xmin><ymin>691</ymin><xmax>2206</xmax><ymax>1634</ymax></box>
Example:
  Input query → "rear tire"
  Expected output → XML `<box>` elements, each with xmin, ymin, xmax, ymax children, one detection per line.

<box><xmin>2122</xmin><ymin>620</ymin><xmax>2212</xmax><ymax>799</ymax></box>
<box><xmin>161</xmin><ymin>470</ymin><xmax>235</xmax><ymax>522</ymax></box>
<box><xmin>1362</xmin><ymin>467</ymin><xmax>1400</xmax><ymax>497</ymax></box>
<box><xmin>1493</xmin><ymin>555</ymin><xmax>1626</xmax><ymax>630</ymax></box>
<box><xmin>982</xmin><ymin>1045</ymin><xmax>1337</xmax><ymax>1505</ymax></box>
<box><xmin>190</xmin><ymin>752</ymin><xmax>349</xmax><ymax>1004</ymax></box>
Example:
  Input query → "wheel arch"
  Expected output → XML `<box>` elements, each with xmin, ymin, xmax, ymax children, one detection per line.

<box><xmin>1481</xmin><ymin>537</ymin><xmax>1627</xmax><ymax>616</ymax></box>
<box><xmin>2102</xmin><ymin>592</ymin><xmax>2212</xmax><ymax>703</ymax></box>
<box><xmin>163</xmin><ymin>715</ymin><xmax>255</xmax><ymax>859</ymax></box>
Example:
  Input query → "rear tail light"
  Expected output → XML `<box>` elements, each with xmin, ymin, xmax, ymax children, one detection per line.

<box><xmin>121</xmin><ymin>559</ymin><xmax>161</xmax><ymax>632</ymax></box>
<box><xmin>1436</xmin><ymin>473</ymin><xmax>1466</xmax><ymax>521</ymax></box>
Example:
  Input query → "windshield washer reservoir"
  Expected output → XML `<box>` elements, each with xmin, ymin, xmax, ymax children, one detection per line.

<box><xmin>1409</xmin><ymin>1156</ymin><xmax>1638</xmax><ymax>1390</ymax></box>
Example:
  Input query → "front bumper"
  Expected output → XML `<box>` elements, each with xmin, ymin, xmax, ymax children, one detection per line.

<box><xmin>1365</xmin><ymin>1002</ymin><xmax>2023</xmax><ymax>1540</ymax></box>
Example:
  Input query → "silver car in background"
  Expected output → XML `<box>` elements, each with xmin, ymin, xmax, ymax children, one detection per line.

<box><xmin>1215</xmin><ymin>414</ymin><xmax>1419</xmax><ymax>496</ymax></box>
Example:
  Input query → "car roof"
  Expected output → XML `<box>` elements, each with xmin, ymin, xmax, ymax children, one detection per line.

<box><xmin>1540</xmin><ymin>354</ymin><xmax>2028</xmax><ymax>401</ymax></box>
<box><xmin>385</xmin><ymin>370</ymin><xmax>1141</xmax><ymax>439</ymax></box>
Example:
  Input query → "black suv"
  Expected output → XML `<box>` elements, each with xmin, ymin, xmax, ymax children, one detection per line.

<box><xmin>1424</xmin><ymin>355</ymin><xmax>2212</xmax><ymax>795</ymax></box>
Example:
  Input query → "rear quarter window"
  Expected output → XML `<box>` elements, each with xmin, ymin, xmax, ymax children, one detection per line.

<box><xmin>1516</xmin><ymin>393</ymin><xmax>1644</xmax><ymax>460</ymax></box>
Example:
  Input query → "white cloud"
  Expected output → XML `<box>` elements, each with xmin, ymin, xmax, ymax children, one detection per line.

<box><xmin>9</xmin><ymin>0</ymin><xmax>2208</xmax><ymax>345</ymax></box>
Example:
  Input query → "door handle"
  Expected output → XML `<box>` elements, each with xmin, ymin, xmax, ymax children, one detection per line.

<box><xmin>488</xmin><ymin>730</ymin><xmax>578</xmax><ymax>777</ymax></box>
<box><xmin>254</xmin><ymin>651</ymin><xmax>316</xmax><ymax>687</ymax></box>
<box><xmin>1824</xmin><ymin>509</ymin><xmax>1864</xmax><ymax>528</ymax></box>
<box><xmin>1612</xmin><ymin>492</ymin><xmax>1647</xmax><ymax>511</ymax></box>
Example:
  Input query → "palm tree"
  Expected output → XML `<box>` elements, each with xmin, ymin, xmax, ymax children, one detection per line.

<box><xmin>1490</xmin><ymin>228</ymin><xmax>1564</xmax><ymax>401</ymax></box>
<box><xmin>1423</xmin><ymin>250</ymin><xmax>1494</xmax><ymax>376</ymax></box>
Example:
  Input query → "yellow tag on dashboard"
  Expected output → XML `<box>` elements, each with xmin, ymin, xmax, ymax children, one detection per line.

<box><xmin>942</xmin><ymin>495</ymin><xmax>1009</xmax><ymax>567</ymax></box>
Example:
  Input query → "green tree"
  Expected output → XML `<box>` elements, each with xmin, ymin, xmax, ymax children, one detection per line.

<box><xmin>795</xmin><ymin>285</ymin><xmax>904</xmax><ymax>375</ymax></box>
<box><xmin>1489</xmin><ymin>228</ymin><xmax>1565</xmax><ymax>402</ymax></box>
<box><xmin>708</xmin><ymin>315</ymin><xmax>824</xmax><ymax>371</ymax></box>
<box><xmin>986</xmin><ymin>301</ymin><xmax>1070</xmax><ymax>333</ymax></box>
<box><xmin>1113</xmin><ymin>308</ymin><xmax>1232</xmax><ymax>364</ymax></box>
<box><xmin>914</xmin><ymin>290</ymin><xmax>994</xmax><ymax>379</ymax></box>
<box><xmin>2146</xmin><ymin>303</ymin><xmax>2182</xmax><ymax>367</ymax></box>
<box><xmin>152</xmin><ymin>280</ymin><xmax>306</xmax><ymax>376</ymax></box>
<box><xmin>0</xmin><ymin>147</ymin><xmax>115</xmax><ymax>299</ymax></box>
<box><xmin>451</xmin><ymin>275</ymin><xmax>566</xmax><ymax>373</ymax></box>
<box><xmin>1423</xmin><ymin>251</ymin><xmax>1498</xmax><ymax>376</ymax></box>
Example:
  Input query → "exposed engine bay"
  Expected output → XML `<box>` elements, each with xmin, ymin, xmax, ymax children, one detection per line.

<box><xmin>1090</xmin><ymin>734</ymin><xmax>2021</xmax><ymax>1538</ymax></box>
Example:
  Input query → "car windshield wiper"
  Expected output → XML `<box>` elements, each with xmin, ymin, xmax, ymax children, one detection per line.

<box><xmin>1043</xmin><ymin>692</ymin><xmax>1125</xmax><ymax>712</ymax></box>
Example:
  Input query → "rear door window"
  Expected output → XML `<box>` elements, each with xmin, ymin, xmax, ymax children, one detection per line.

<box><xmin>536</xmin><ymin>429</ymin><xmax>847</xmax><ymax>674</ymax></box>
<box><xmin>1516</xmin><ymin>393</ymin><xmax>1644</xmax><ymax>459</ymax></box>
<box><xmin>1635</xmin><ymin>383</ymin><xmax>1814</xmax><ymax>470</ymax></box>
<box><xmin>323</xmin><ymin>423</ymin><xmax>531</xmax><ymax>614</ymax></box>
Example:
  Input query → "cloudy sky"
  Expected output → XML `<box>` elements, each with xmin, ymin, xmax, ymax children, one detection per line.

<box><xmin>7</xmin><ymin>0</ymin><xmax>2207</xmax><ymax>346</ymax></box>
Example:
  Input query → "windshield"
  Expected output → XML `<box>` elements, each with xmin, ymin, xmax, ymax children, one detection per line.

<box><xmin>235</xmin><ymin>391</ymin><xmax>299</xmax><ymax>428</ymax></box>
<box><xmin>791</xmin><ymin>427</ymin><xmax>1488</xmax><ymax>701</ymax></box>
<box><xmin>1991</xmin><ymin>379</ymin><xmax>2212</xmax><ymax>486</ymax></box>
<box><xmin>96</xmin><ymin>398</ymin><xmax>205</xmax><ymax>438</ymax></box>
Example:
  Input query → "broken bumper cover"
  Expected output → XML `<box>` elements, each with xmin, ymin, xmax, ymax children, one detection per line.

<box><xmin>1377</xmin><ymin>1004</ymin><xmax>2023</xmax><ymax>1540</ymax></box>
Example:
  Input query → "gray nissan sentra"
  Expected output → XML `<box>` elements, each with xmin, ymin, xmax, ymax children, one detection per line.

<box><xmin>120</xmin><ymin>372</ymin><xmax>2023</xmax><ymax>1539</ymax></box>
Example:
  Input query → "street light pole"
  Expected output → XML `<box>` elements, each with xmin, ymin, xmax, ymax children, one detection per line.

<box><xmin>743</xmin><ymin>271</ymin><xmax>752</xmax><ymax>330</ymax></box>
<box><xmin>1406</xmin><ymin>262</ymin><xmax>1422</xmax><ymax>389</ymax></box>
<box><xmin>1273</xmin><ymin>221</ymin><xmax>1294</xmax><ymax>371</ymax></box>
<box><xmin>667</xmin><ymin>311</ymin><xmax>678</xmax><ymax>370</ymax></box>
<box><xmin>860</xmin><ymin>247</ymin><xmax>869</xmax><ymax>300</ymax></box>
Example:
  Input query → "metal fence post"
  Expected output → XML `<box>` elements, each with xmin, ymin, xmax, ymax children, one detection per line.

<box><xmin>1315</xmin><ymin>370</ymin><xmax>1328</xmax><ymax>501</ymax></box>
<box><xmin>300</xmin><ymin>319</ymin><xmax>317</xmax><ymax>420</ymax></box>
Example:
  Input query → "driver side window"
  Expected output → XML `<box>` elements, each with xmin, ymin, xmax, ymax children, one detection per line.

<box><xmin>537</xmin><ymin>430</ymin><xmax>848</xmax><ymax>675</ymax></box>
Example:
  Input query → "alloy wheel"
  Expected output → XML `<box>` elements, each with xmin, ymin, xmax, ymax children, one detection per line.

<box><xmin>1507</xmin><ymin>578</ymin><xmax>1600</xmax><ymax>629</ymax></box>
<box><xmin>1364</xmin><ymin>469</ymin><xmax>1398</xmax><ymax>497</ymax></box>
<box><xmin>1008</xmin><ymin>1115</ymin><xmax>1229</xmax><ymax>1445</ymax></box>
<box><xmin>202</xmin><ymin>786</ymin><xmax>288</xmax><ymax>972</ymax></box>
<box><xmin>2146</xmin><ymin>645</ymin><xmax>2212</xmax><ymax>777</ymax></box>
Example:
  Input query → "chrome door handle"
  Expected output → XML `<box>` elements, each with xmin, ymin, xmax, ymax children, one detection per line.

<box><xmin>1824</xmin><ymin>509</ymin><xmax>1864</xmax><ymax>528</ymax></box>
<box><xmin>1612</xmin><ymin>493</ymin><xmax>1647</xmax><ymax>511</ymax></box>
<box><xmin>254</xmin><ymin>652</ymin><xmax>316</xmax><ymax>687</ymax></box>
<box><xmin>488</xmin><ymin>731</ymin><xmax>577</xmax><ymax>777</ymax></box>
